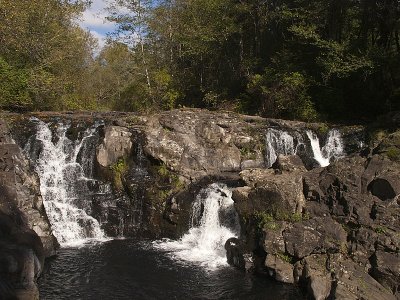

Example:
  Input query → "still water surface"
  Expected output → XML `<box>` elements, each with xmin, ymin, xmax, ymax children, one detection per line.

<box><xmin>39</xmin><ymin>239</ymin><xmax>303</xmax><ymax>300</ymax></box>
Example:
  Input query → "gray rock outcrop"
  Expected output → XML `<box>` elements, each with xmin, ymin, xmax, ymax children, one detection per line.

<box><xmin>0</xmin><ymin>118</ymin><xmax>58</xmax><ymax>299</ymax></box>
<box><xmin>1</xmin><ymin>109</ymin><xmax>398</xmax><ymax>300</ymax></box>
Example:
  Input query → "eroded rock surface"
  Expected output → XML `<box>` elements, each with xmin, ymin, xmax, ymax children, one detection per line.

<box><xmin>1</xmin><ymin>109</ymin><xmax>398</xmax><ymax>300</ymax></box>
<box><xmin>144</xmin><ymin>109</ymin><xmax>266</xmax><ymax>180</ymax></box>
<box><xmin>0</xmin><ymin>119</ymin><xmax>58</xmax><ymax>299</ymax></box>
<box><xmin>228</xmin><ymin>123</ymin><xmax>400</xmax><ymax>299</ymax></box>
<box><xmin>96</xmin><ymin>126</ymin><xmax>132</xmax><ymax>167</ymax></box>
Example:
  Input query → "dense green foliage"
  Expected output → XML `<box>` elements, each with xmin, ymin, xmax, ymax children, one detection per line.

<box><xmin>1</xmin><ymin>0</ymin><xmax>399</xmax><ymax>121</ymax></box>
<box><xmin>0</xmin><ymin>0</ymin><xmax>97</xmax><ymax>111</ymax></box>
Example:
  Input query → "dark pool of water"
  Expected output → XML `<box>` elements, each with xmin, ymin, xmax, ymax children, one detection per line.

<box><xmin>39</xmin><ymin>239</ymin><xmax>303</xmax><ymax>300</ymax></box>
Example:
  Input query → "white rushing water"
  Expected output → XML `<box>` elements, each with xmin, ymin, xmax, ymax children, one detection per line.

<box><xmin>306</xmin><ymin>129</ymin><xmax>344</xmax><ymax>167</ymax></box>
<box><xmin>265</xmin><ymin>128</ymin><xmax>303</xmax><ymax>167</ymax></box>
<box><xmin>154</xmin><ymin>183</ymin><xmax>239</xmax><ymax>270</ymax></box>
<box><xmin>29</xmin><ymin>120</ymin><xmax>106</xmax><ymax>247</ymax></box>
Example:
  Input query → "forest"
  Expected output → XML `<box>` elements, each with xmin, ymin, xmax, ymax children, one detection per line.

<box><xmin>0</xmin><ymin>0</ymin><xmax>399</xmax><ymax>121</ymax></box>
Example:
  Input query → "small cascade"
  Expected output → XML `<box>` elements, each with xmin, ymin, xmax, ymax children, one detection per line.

<box><xmin>154</xmin><ymin>183</ymin><xmax>239</xmax><ymax>270</ymax></box>
<box><xmin>265</xmin><ymin>128</ymin><xmax>303</xmax><ymax>167</ymax></box>
<box><xmin>306</xmin><ymin>129</ymin><xmax>344</xmax><ymax>167</ymax></box>
<box><xmin>25</xmin><ymin>119</ymin><xmax>106</xmax><ymax>246</ymax></box>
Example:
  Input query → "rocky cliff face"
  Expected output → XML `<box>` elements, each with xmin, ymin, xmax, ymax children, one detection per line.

<box><xmin>227</xmin><ymin>148</ymin><xmax>400</xmax><ymax>298</ymax></box>
<box><xmin>0</xmin><ymin>118</ymin><xmax>58</xmax><ymax>299</ymax></box>
<box><xmin>1</xmin><ymin>109</ymin><xmax>398</xmax><ymax>300</ymax></box>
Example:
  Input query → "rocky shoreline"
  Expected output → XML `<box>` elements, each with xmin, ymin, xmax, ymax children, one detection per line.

<box><xmin>0</xmin><ymin>109</ymin><xmax>399</xmax><ymax>299</ymax></box>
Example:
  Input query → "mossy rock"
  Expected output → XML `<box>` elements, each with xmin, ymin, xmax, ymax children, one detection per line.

<box><xmin>374</xmin><ymin>130</ymin><xmax>400</xmax><ymax>161</ymax></box>
<box><xmin>386</xmin><ymin>146</ymin><xmax>400</xmax><ymax>161</ymax></box>
<box><xmin>110</xmin><ymin>158</ymin><xmax>129</xmax><ymax>190</ymax></box>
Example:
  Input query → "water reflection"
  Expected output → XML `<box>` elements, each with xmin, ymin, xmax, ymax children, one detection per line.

<box><xmin>39</xmin><ymin>239</ymin><xmax>303</xmax><ymax>300</ymax></box>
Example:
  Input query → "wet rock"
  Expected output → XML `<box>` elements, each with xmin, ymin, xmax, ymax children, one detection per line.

<box><xmin>0</xmin><ymin>118</ymin><xmax>59</xmax><ymax>299</ymax></box>
<box><xmin>225</xmin><ymin>238</ymin><xmax>254</xmax><ymax>272</ymax></box>
<box><xmin>96</xmin><ymin>126</ymin><xmax>133</xmax><ymax>167</ymax></box>
<box><xmin>4</xmin><ymin>109</ymin><xmax>400</xmax><ymax>299</ymax></box>
<box><xmin>0</xmin><ymin>212</ymin><xmax>43</xmax><ymax>300</ymax></box>
<box><xmin>0</xmin><ymin>119</ymin><xmax>57</xmax><ymax>256</ymax></box>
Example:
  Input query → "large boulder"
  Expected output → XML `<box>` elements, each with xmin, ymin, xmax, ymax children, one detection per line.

<box><xmin>0</xmin><ymin>119</ymin><xmax>57</xmax><ymax>256</ymax></box>
<box><xmin>261</xmin><ymin>222</ymin><xmax>287</xmax><ymax>255</ymax></box>
<box><xmin>373</xmin><ymin>130</ymin><xmax>400</xmax><ymax>162</ymax></box>
<box><xmin>272</xmin><ymin>154</ymin><xmax>306</xmax><ymax>173</ymax></box>
<box><xmin>225</xmin><ymin>237</ymin><xmax>254</xmax><ymax>272</ymax></box>
<box><xmin>144</xmin><ymin>109</ymin><xmax>266</xmax><ymax>181</ymax></box>
<box><xmin>0</xmin><ymin>118</ymin><xmax>56</xmax><ymax>299</ymax></box>
<box><xmin>265</xmin><ymin>254</ymin><xmax>294</xmax><ymax>284</ymax></box>
<box><xmin>294</xmin><ymin>254</ymin><xmax>397</xmax><ymax>300</ymax></box>
<box><xmin>329</xmin><ymin>254</ymin><xmax>396</xmax><ymax>300</ymax></box>
<box><xmin>370</xmin><ymin>251</ymin><xmax>400</xmax><ymax>296</ymax></box>
<box><xmin>235</xmin><ymin>168</ymin><xmax>305</xmax><ymax>215</ymax></box>
<box><xmin>96</xmin><ymin>126</ymin><xmax>133</xmax><ymax>167</ymax></box>
<box><xmin>283</xmin><ymin>217</ymin><xmax>347</xmax><ymax>259</ymax></box>
<box><xmin>294</xmin><ymin>255</ymin><xmax>332</xmax><ymax>300</ymax></box>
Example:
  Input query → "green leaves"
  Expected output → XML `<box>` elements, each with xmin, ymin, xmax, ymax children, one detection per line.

<box><xmin>0</xmin><ymin>57</ymin><xmax>30</xmax><ymax>110</ymax></box>
<box><xmin>0</xmin><ymin>0</ymin><xmax>96</xmax><ymax>111</ymax></box>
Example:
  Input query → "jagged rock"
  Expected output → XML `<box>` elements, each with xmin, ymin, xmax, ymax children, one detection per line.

<box><xmin>0</xmin><ymin>119</ymin><xmax>58</xmax><ymax>299</ymax></box>
<box><xmin>236</xmin><ymin>168</ymin><xmax>305</xmax><ymax>214</ymax></box>
<box><xmin>370</xmin><ymin>251</ymin><xmax>400</xmax><ymax>295</ymax></box>
<box><xmin>373</xmin><ymin>130</ymin><xmax>400</xmax><ymax>162</ymax></box>
<box><xmin>295</xmin><ymin>255</ymin><xmax>332</xmax><ymax>300</ymax></box>
<box><xmin>294</xmin><ymin>254</ymin><xmax>397</xmax><ymax>300</ymax></box>
<box><xmin>265</xmin><ymin>254</ymin><xmax>294</xmax><ymax>284</ymax></box>
<box><xmin>329</xmin><ymin>254</ymin><xmax>396</xmax><ymax>300</ymax></box>
<box><xmin>368</xmin><ymin>174</ymin><xmax>399</xmax><ymax>201</ymax></box>
<box><xmin>225</xmin><ymin>237</ymin><xmax>254</xmax><ymax>272</ymax></box>
<box><xmin>272</xmin><ymin>154</ymin><xmax>306</xmax><ymax>173</ymax></box>
<box><xmin>0</xmin><ymin>119</ymin><xmax>57</xmax><ymax>256</ymax></box>
<box><xmin>303</xmin><ymin>155</ymin><xmax>378</xmax><ymax>226</ymax></box>
<box><xmin>262</xmin><ymin>222</ymin><xmax>287</xmax><ymax>254</ymax></box>
<box><xmin>96</xmin><ymin>126</ymin><xmax>133</xmax><ymax>167</ymax></box>
<box><xmin>3</xmin><ymin>109</ymin><xmax>399</xmax><ymax>299</ymax></box>
<box><xmin>144</xmin><ymin>109</ymin><xmax>265</xmax><ymax>181</ymax></box>
<box><xmin>349</xmin><ymin>227</ymin><xmax>378</xmax><ymax>264</ymax></box>
<box><xmin>283</xmin><ymin>217</ymin><xmax>347</xmax><ymax>259</ymax></box>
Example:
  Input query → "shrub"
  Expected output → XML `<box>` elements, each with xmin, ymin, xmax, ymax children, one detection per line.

<box><xmin>110</xmin><ymin>158</ymin><xmax>128</xmax><ymax>190</ymax></box>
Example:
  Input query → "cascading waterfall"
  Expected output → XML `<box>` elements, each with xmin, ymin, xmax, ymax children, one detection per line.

<box><xmin>154</xmin><ymin>183</ymin><xmax>240</xmax><ymax>270</ymax></box>
<box><xmin>265</xmin><ymin>128</ymin><xmax>303</xmax><ymax>167</ymax></box>
<box><xmin>26</xmin><ymin>119</ymin><xmax>106</xmax><ymax>246</ymax></box>
<box><xmin>306</xmin><ymin>129</ymin><xmax>344</xmax><ymax>167</ymax></box>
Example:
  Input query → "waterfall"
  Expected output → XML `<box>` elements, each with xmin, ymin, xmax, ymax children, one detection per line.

<box><xmin>154</xmin><ymin>183</ymin><xmax>239</xmax><ymax>270</ymax></box>
<box><xmin>306</xmin><ymin>129</ymin><xmax>344</xmax><ymax>167</ymax></box>
<box><xmin>265</xmin><ymin>128</ymin><xmax>303</xmax><ymax>167</ymax></box>
<box><xmin>26</xmin><ymin>119</ymin><xmax>106</xmax><ymax>246</ymax></box>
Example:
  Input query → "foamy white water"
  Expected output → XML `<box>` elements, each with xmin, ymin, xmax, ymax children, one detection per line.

<box><xmin>306</xmin><ymin>129</ymin><xmax>344</xmax><ymax>167</ymax></box>
<box><xmin>265</xmin><ymin>128</ymin><xmax>304</xmax><ymax>167</ymax></box>
<box><xmin>154</xmin><ymin>183</ymin><xmax>239</xmax><ymax>270</ymax></box>
<box><xmin>29</xmin><ymin>120</ymin><xmax>107</xmax><ymax>247</ymax></box>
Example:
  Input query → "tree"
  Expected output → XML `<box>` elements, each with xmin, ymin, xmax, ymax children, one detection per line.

<box><xmin>0</xmin><ymin>0</ymin><xmax>96</xmax><ymax>111</ymax></box>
